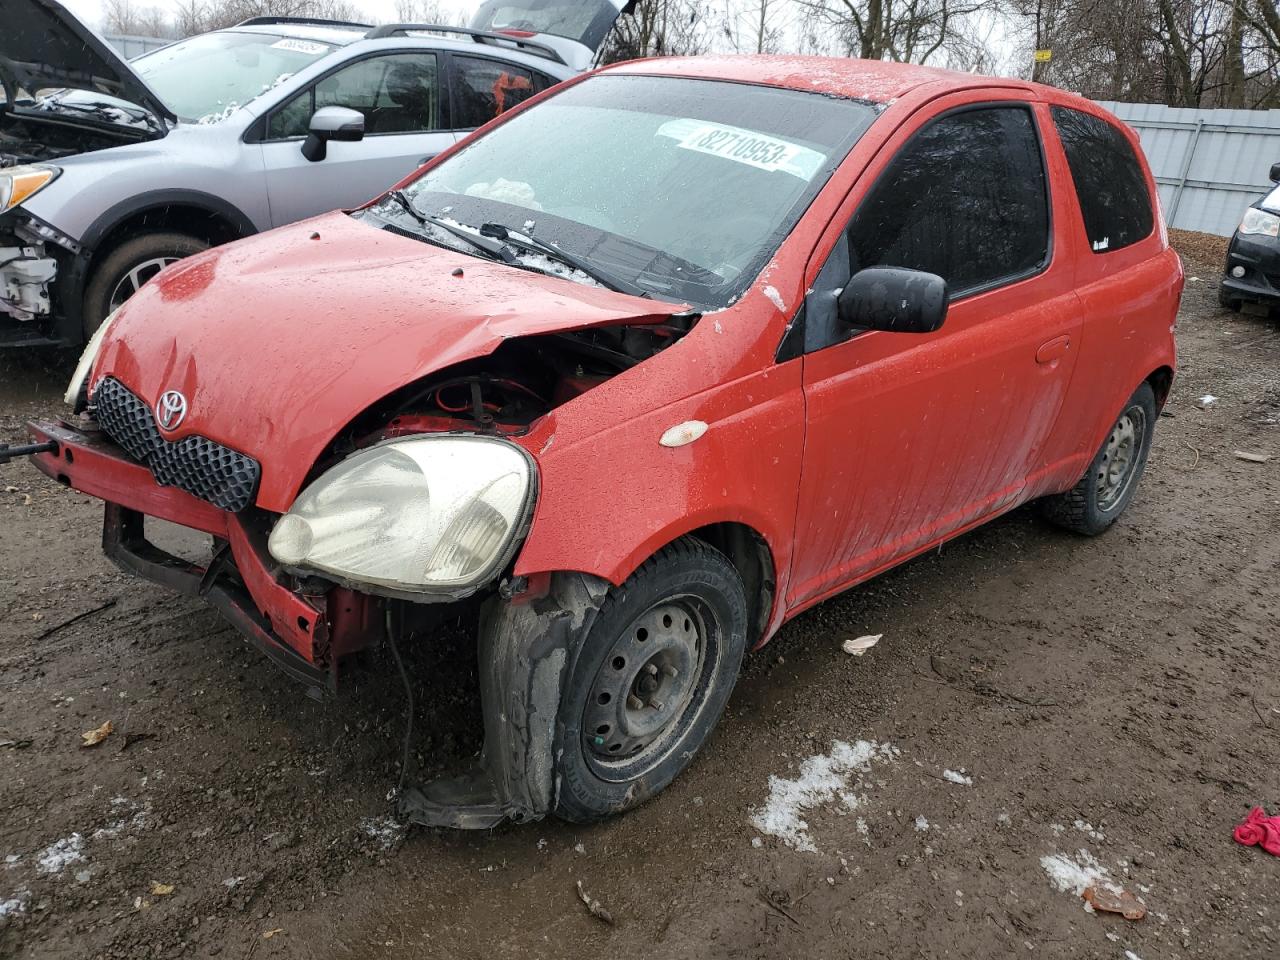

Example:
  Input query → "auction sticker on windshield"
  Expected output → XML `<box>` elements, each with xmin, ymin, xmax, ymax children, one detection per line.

<box><xmin>658</xmin><ymin>119</ymin><xmax>824</xmax><ymax>181</ymax></box>
<box><xmin>271</xmin><ymin>38</ymin><xmax>330</xmax><ymax>55</ymax></box>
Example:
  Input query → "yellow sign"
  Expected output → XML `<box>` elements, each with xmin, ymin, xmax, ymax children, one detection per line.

<box><xmin>1034</xmin><ymin>49</ymin><xmax>1053</xmax><ymax>62</ymax></box>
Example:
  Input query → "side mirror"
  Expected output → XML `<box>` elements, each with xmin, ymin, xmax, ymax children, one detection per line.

<box><xmin>837</xmin><ymin>266</ymin><xmax>948</xmax><ymax>334</ymax></box>
<box><xmin>301</xmin><ymin>106</ymin><xmax>365</xmax><ymax>162</ymax></box>
<box><xmin>1270</xmin><ymin>161</ymin><xmax>1280</xmax><ymax>183</ymax></box>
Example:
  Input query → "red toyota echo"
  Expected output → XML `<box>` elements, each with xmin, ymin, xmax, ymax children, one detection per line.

<box><xmin>19</xmin><ymin>55</ymin><xmax>1181</xmax><ymax>828</ymax></box>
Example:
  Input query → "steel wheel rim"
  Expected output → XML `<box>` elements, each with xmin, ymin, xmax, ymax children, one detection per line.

<box><xmin>1097</xmin><ymin>405</ymin><xmax>1146</xmax><ymax>510</ymax></box>
<box><xmin>109</xmin><ymin>256</ymin><xmax>179</xmax><ymax>311</ymax></box>
<box><xmin>583</xmin><ymin>595</ymin><xmax>718</xmax><ymax>781</ymax></box>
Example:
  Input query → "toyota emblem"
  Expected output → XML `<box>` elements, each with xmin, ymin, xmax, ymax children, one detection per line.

<box><xmin>155</xmin><ymin>390</ymin><xmax>188</xmax><ymax>432</ymax></box>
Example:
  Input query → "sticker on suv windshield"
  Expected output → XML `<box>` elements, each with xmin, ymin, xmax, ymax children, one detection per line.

<box><xmin>657</xmin><ymin>120</ymin><xmax>824</xmax><ymax>181</ymax></box>
<box><xmin>270</xmin><ymin>38</ymin><xmax>330</xmax><ymax>55</ymax></box>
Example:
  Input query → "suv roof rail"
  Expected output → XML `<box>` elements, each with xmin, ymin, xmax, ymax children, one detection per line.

<box><xmin>235</xmin><ymin>16</ymin><xmax>373</xmax><ymax>30</ymax></box>
<box><xmin>364</xmin><ymin>23</ymin><xmax>567</xmax><ymax>65</ymax></box>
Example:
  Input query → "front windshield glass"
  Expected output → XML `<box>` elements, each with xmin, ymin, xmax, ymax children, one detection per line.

<box><xmin>132</xmin><ymin>31</ymin><xmax>336</xmax><ymax>123</ymax></box>
<box><xmin>369</xmin><ymin>75</ymin><xmax>877</xmax><ymax>309</ymax></box>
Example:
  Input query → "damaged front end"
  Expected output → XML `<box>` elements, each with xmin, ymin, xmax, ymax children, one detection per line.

<box><xmin>0</xmin><ymin>173</ymin><xmax>82</xmax><ymax>341</ymax></box>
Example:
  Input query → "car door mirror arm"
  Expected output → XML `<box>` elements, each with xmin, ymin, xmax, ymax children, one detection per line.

<box><xmin>837</xmin><ymin>267</ymin><xmax>949</xmax><ymax>334</ymax></box>
<box><xmin>302</xmin><ymin>106</ymin><xmax>366</xmax><ymax>162</ymax></box>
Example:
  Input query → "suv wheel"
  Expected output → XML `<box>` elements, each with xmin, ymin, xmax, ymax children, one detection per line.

<box><xmin>83</xmin><ymin>232</ymin><xmax>208</xmax><ymax>338</ymax></box>
<box><xmin>553</xmin><ymin>538</ymin><xmax>748</xmax><ymax>823</ymax></box>
<box><xmin>1037</xmin><ymin>382</ymin><xmax>1157</xmax><ymax>536</ymax></box>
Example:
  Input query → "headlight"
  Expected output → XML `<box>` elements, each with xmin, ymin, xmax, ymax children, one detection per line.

<box><xmin>0</xmin><ymin>165</ymin><xmax>60</xmax><ymax>214</ymax></box>
<box><xmin>64</xmin><ymin>307</ymin><xmax>120</xmax><ymax>407</ymax></box>
<box><xmin>268</xmin><ymin>435</ymin><xmax>535</xmax><ymax>597</ymax></box>
<box><xmin>1240</xmin><ymin>207</ymin><xmax>1280</xmax><ymax>238</ymax></box>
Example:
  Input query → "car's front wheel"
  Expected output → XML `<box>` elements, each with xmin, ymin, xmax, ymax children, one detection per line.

<box><xmin>553</xmin><ymin>538</ymin><xmax>748</xmax><ymax>823</ymax></box>
<box><xmin>1038</xmin><ymin>382</ymin><xmax>1157</xmax><ymax>535</ymax></box>
<box><xmin>82</xmin><ymin>232</ymin><xmax>208</xmax><ymax>338</ymax></box>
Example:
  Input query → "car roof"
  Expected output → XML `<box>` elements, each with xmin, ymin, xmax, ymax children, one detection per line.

<box><xmin>224</xmin><ymin>23</ymin><xmax>371</xmax><ymax>46</ymax></box>
<box><xmin>600</xmin><ymin>54</ymin><xmax>1035</xmax><ymax>104</ymax></box>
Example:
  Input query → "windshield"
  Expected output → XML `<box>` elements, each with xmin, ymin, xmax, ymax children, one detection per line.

<box><xmin>367</xmin><ymin>75</ymin><xmax>877</xmax><ymax>309</ymax></box>
<box><xmin>471</xmin><ymin>0</ymin><xmax>620</xmax><ymax>50</ymax></box>
<box><xmin>132</xmin><ymin>31</ymin><xmax>336</xmax><ymax>123</ymax></box>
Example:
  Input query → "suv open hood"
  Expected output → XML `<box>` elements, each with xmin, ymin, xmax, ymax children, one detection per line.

<box><xmin>469</xmin><ymin>0</ymin><xmax>634</xmax><ymax>72</ymax></box>
<box><xmin>3</xmin><ymin>0</ymin><xmax>175</xmax><ymax>125</ymax></box>
<box><xmin>90</xmin><ymin>211</ymin><xmax>683</xmax><ymax>511</ymax></box>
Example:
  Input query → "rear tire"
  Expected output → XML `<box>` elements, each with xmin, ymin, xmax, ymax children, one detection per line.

<box><xmin>82</xmin><ymin>232</ymin><xmax>208</xmax><ymax>339</ymax></box>
<box><xmin>1037</xmin><ymin>382</ymin><xmax>1157</xmax><ymax>536</ymax></box>
<box><xmin>553</xmin><ymin>538</ymin><xmax>748</xmax><ymax>823</ymax></box>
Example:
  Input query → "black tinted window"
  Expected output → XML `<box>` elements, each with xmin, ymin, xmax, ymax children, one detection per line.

<box><xmin>452</xmin><ymin>56</ymin><xmax>539</xmax><ymax>129</ymax></box>
<box><xmin>847</xmin><ymin>106</ymin><xmax>1050</xmax><ymax>295</ymax></box>
<box><xmin>1052</xmin><ymin>106</ymin><xmax>1153</xmax><ymax>253</ymax></box>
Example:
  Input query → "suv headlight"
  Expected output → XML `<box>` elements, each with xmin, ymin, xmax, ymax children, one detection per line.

<box><xmin>1240</xmin><ymin>207</ymin><xmax>1280</xmax><ymax>238</ymax></box>
<box><xmin>268</xmin><ymin>435</ymin><xmax>536</xmax><ymax>597</ymax></box>
<box><xmin>64</xmin><ymin>307</ymin><xmax>120</xmax><ymax>407</ymax></box>
<box><xmin>0</xmin><ymin>165</ymin><xmax>60</xmax><ymax>214</ymax></box>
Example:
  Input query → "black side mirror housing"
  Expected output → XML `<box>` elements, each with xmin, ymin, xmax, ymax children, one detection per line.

<box><xmin>837</xmin><ymin>267</ymin><xmax>949</xmax><ymax>334</ymax></box>
<box><xmin>1270</xmin><ymin>161</ymin><xmax>1280</xmax><ymax>183</ymax></box>
<box><xmin>301</xmin><ymin>106</ymin><xmax>365</xmax><ymax>162</ymax></box>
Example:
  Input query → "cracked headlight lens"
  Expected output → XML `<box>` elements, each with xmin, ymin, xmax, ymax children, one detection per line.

<box><xmin>268</xmin><ymin>435</ymin><xmax>535</xmax><ymax>596</ymax></box>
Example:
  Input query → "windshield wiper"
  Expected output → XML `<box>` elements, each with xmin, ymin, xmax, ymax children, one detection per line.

<box><xmin>385</xmin><ymin>191</ymin><xmax>517</xmax><ymax>264</ymax></box>
<box><xmin>479</xmin><ymin>222</ymin><xmax>650</xmax><ymax>299</ymax></box>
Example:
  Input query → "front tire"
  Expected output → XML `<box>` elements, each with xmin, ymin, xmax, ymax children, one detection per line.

<box><xmin>1038</xmin><ymin>382</ymin><xmax>1157</xmax><ymax>536</ymax></box>
<box><xmin>553</xmin><ymin>538</ymin><xmax>748</xmax><ymax>823</ymax></box>
<box><xmin>82</xmin><ymin>232</ymin><xmax>208</xmax><ymax>338</ymax></box>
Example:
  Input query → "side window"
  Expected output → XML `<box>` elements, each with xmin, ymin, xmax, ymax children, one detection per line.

<box><xmin>1051</xmin><ymin>106</ymin><xmax>1153</xmax><ymax>253</ymax></box>
<box><xmin>847</xmin><ymin>106</ymin><xmax>1050</xmax><ymax>296</ymax></box>
<box><xmin>452</xmin><ymin>56</ymin><xmax>539</xmax><ymax>130</ymax></box>
<box><xmin>267</xmin><ymin>52</ymin><xmax>440</xmax><ymax>140</ymax></box>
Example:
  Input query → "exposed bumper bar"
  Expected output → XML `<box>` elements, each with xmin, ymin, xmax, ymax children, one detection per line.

<box><xmin>27</xmin><ymin>419</ymin><xmax>375</xmax><ymax>696</ymax></box>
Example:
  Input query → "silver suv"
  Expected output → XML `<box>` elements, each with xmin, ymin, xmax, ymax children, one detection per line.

<box><xmin>2</xmin><ymin>0</ymin><xmax>628</xmax><ymax>347</ymax></box>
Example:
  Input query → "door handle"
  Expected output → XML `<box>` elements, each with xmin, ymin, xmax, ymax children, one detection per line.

<box><xmin>1036</xmin><ymin>335</ymin><xmax>1071</xmax><ymax>365</ymax></box>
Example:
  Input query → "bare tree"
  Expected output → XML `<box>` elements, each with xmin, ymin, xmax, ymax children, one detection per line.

<box><xmin>792</xmin><ymin>0</ymin><xmax>985</xmax><ymax>65</ymax></box>
<box><xmin>600</xmin><ymin>0</ymin><xmax>707</xmax><ymax>63</ymax></box>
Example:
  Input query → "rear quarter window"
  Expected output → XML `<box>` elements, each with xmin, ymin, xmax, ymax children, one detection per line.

<box><xmin>1051</xmin><ymin>106</ymin><xmax>1154</xmax><ymax>254</ymax></box>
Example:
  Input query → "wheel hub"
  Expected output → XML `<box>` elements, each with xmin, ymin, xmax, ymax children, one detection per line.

<box><xmin>109</xmin><ymin>256</ymin><xmax>180</xmax><ymax>312</ymax></box>
<box><xmin>584</xmin><ymin>601</ymin><xmax>704</xmax><ymax>762</ymax></box>
<box><xmin>1097</xmin><ymin>407</ymin><xmax>1146</xmax><ymax>509</ymax></box>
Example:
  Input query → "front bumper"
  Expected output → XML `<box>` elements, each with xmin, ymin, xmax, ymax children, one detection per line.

<box><xmin>1222</xmin><ymin>232</ymin><xmax>1280</xmax><ymax>305</ymax></box>
<box><xmin>28</xmin><ymin>419</ymin><xmax>378</xmax><ymax>697</ymax></box>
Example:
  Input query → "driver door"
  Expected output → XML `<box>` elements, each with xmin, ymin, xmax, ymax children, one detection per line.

<box><xmin>258</xmin><ymin>51</ymin><xmax>457</xmax><ymax>227</ymax></box>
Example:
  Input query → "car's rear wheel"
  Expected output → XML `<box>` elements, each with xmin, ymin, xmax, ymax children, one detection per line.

<box><xmin>83</xmin><ymin>232</ymin><xmax>208</xmax><ymax>338</ymax></box>
<box><xmin>1037</xmin><ymin>382</ymin><xmax>1157</xmax><ymax>536</ymax></box>
<box><xmin>553</xmin><ymin>538</ymin><xmax>748</xmax><ymax>823</ymax></box>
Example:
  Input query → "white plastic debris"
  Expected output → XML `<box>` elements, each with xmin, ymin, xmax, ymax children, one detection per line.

<box><xmin>841</xmin><ymin>634</ymin><xmax>882</xmax><ymax>656</ymax></box>
<box><xmin>942</xmin><ymin>769</ymin><xmax>973</xmax><ymax>786</ymax></box>
<box><xmin>1040</xmin><ymin>848</ymin><xmax>1120</xmax><ymax>897</ymax></box>
<box><xmin>1195</xmin><ymin>395</ymin><xmax>1217</xmax><ymax>409</ymax></box>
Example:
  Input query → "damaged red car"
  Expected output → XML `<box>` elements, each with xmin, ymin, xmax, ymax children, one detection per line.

<box><xmin>16</xmin><ymin>56</ymin><xmax>1181</xmax><ymax>828</ymax></box>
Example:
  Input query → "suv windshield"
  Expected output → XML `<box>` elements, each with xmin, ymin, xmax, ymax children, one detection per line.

<box><xmin>369</xmin><ymin>75</ymin><xmax>877</xmax><ymax>309</ymax></box>
<box><xmin>132</xmin><ymin>31</ymin><xmax>337</xmax><ymax>123</ymax></box>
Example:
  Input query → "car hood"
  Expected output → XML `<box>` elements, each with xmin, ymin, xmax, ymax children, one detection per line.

<box><xmin>92</xmin><ymin>211</ymin><xmax>685</xmax><ymax>512</ymax></box>
<box><xmin>4</xmin><ymin>0</ymin><xmax>174</xmax><ymax>127</ymax></box>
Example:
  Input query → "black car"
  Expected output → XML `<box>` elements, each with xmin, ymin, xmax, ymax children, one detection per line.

<box><xmin>1220</xmin><ymin>162</ymin><xmax>1280</xmax><ymax>314</ymax></box>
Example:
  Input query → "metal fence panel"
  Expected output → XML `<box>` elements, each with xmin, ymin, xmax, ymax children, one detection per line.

<box><xmin>1095</xmin><ymin>101</ymin><xmax>1280</xmax><ymax>237</ymax></box>
<box><xmin>103</xmin><ymin>33</ymin><xmax>171</xmax><ymax>60</ymax></box>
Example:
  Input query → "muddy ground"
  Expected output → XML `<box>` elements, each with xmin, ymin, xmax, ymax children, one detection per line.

<box><xmin>1</xmin><ymin>232</ymin><xmax>1278</xmax><ymax>960</ymax></box>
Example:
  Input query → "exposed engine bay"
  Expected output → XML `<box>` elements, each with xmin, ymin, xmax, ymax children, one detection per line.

<box><xmin>1</xmin><ymin>105</ymin><xmax>149</xmax><ymax>166</ymax></box>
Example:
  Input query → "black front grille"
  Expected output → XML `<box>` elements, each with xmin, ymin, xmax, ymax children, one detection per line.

<box><xmin>93</xmin><ymin>377</ymin><xmax>260</xmax><ymax>512</ymax></box>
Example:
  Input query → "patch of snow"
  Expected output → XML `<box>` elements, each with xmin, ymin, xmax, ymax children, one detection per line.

<box><xmin>0</xmin><ymin>892</ymin><xmax>28</xmax><ymax>917</ymax></box>
<box><xmin>750</xmin><ymin>836</ymin><xmax>763</xmax><ymax>848</ymax></box>
<box><xmin>222</xmin><ymin>876</ymin><xmax>246</xmax><ymax>888</ymax></box>
<box><xmin>1124</xmin><ymin>952</ymin><xmax>1143</xmax><ymax>960</ymax></box>
<box><xmin>1074</xmin><ymin>819</ymin><xmax>1105</xmax><ymax>841</ymax></box>
<box><xmin>4</xmin><ymin>854</ymin><xmax>19</xmax><ymax>868</ymax></box>
<box><xmin>997</xmin><ymin>812</ymin><xmax>1011</xmax><ymax>826</ymax></box>
<box><xmin>942</xmin><ymin>769</ymin><xmax>972</xmax><ymax>786</ymax></box>
<box><xmin>359</xmin><ymin>816</ymin><xmax>406</xmax><ymax>850</ymax></box>
<box><xmin>36</xmin><ymin>835</ymin><xmax>83</xmax><ymax>875</ymax></box>
<box><xmin>750</xmin><ymin>740</ymin><xmax>897</xmax><ymax>853</ymax></box>
<box><xmin>1040</xmin><ymin>848</ymin><xmax>1121</xmax><ymax>897</ymax></box>
<box><xmin>763</xmin><ymin>285</ymin><xmax>786</xmax><ymax>312</ymax></box>
<box><xmin>914</xmin><ymin>816</ymin><xmax>930</xmax><ymax>832</ymax></box>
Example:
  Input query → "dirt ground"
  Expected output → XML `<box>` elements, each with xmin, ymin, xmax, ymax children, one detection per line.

<box><xmin>2</xmin><ymin>231</ymin><xmax>1279</xmax><ymax>960</ymax></box>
